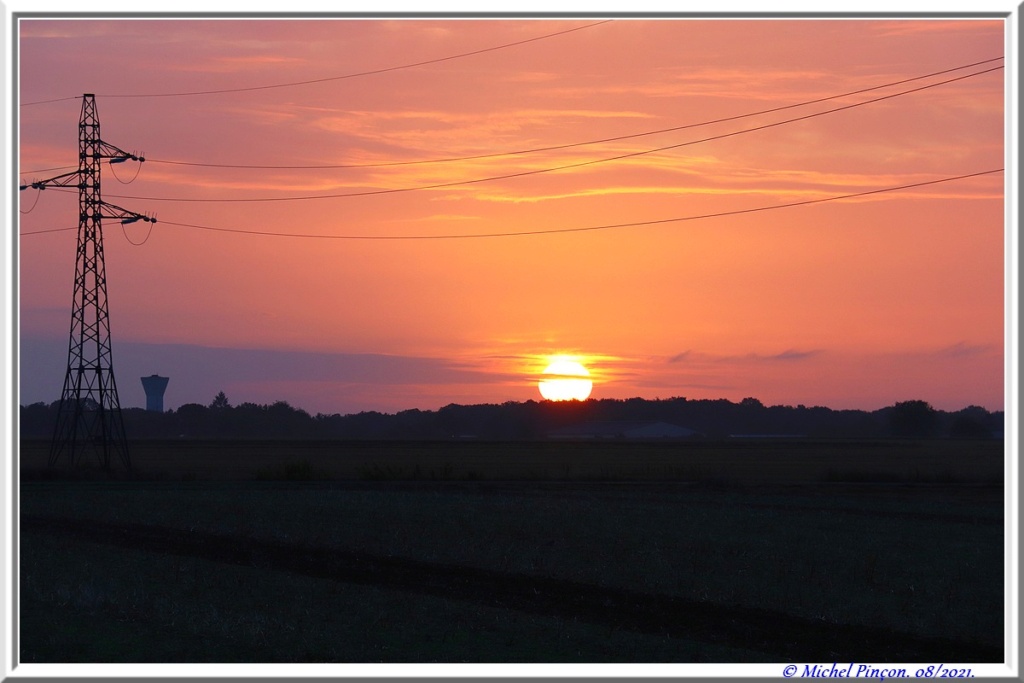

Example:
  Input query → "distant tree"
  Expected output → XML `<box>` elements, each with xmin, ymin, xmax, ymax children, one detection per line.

<box><xmin>266</xmin><ymin>397</ymin><xmax>294</xmax><ymax>413</ymax></box>
<box><xmin>174</xmin><ymin>403</ymin><xmax>210</xmax><ymax>437</ymax></box>
<box><xmin>210</xmin><ymin>391</ymin><xmax>231</xmax><ymax>410</ymax></box>
<box><xmin>888</xmin><ymin>400</ymin><xmax>939</xmax><ymax>437</ymax></box>
<box><xmin>19</xmin><ymin>402</ymin><xmax>56</xmax><ymax>438</ymax></box>
<box><xmin>105</xmin><ymin>394</ymin><xmax>990</xmax><ymax>442</ymax></box>
<box><xmin>948</xmin><ymin>405</ymin><xmax>994</xmax><ymax>438</ymax></box>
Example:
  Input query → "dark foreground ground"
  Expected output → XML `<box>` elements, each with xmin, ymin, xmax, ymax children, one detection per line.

<box><xmin>18</xmin><ymin>438</ymin><xmax>1005</xmax><ymax>663</ymax></box>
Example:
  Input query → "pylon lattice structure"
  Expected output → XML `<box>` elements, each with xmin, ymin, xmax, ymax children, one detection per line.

<box><xmin>22</xmin><ymin>94</ymin><xmax>155</xmax><ymax>471</ymax></box>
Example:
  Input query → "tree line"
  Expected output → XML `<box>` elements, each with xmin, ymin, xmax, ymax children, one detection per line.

<box><xmin>19</xmin><ymin>394</ymin><xmax>1002</xmax><ymax>441</ymax></box>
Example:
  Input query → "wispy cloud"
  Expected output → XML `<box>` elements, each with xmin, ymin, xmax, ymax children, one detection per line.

<box><xmin>169</xmin><ymin>54</ymin><xmax>308</xmax><ymax>74</ymax></box>
<box><xmin>768</xmin><ymin>349</ymin><xmax>822</xmax><ymax>361</ymax></box>
<box><xmin>531</xmin><ymin>66</ymin><xmax>836</xmax><ymax>102</ymax></box>
<box><xmin>871</xmin><ymin>20</ymin><xmax>1001</xmax><ymax>37</ymax></box>
<box><xmin>388</xmin><ymin>213</ymin><xmax>481</xmax><ymax>224</ymax></box>
<box><xmin>668</xmin><ymin>349</ymin><xmax>823</xmax><ymax>364</ymax></box>
<box><xmin>931</xmin><ymin>342</ymin><xmax>998</xmax><ymax>359</ymax></box>
<box><xmin>501</xmin><ymin>71</ymin><xmax>561</xmax><ymax>84</ymax></box>
<box><xmin>667</xmin><ymin>351</ymin><xmax>692</xmax><ymax>364</ymax></box>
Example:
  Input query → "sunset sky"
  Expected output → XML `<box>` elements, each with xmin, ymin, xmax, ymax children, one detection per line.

<box><xmin>15</xmin><ymin>17</ymin><xmax>1007</xmax><ymax>415</ymax></box>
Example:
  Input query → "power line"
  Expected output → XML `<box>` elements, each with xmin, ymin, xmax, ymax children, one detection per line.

<box><xmin>20</xmin><ymin>226</ymin><xmax>77</xmax><ymax>236</ymax></box>
<box><xmin>21</xmin><ymin>170</ymin><xmax>1003</xmax><ymax>240</ymax></box>
<box><xmin>20</xmin><ymin>96</ymin><xmax>79</xmax><ymax>107</ymax></box>
<box><xmin>19</xmin><ymin>20</ymin><xmax>612</xmax><ymax>106</ymax></box>
<box><xmin>137</xmin><ymin>169</ymin><xmax>1000</xmax><ymax>241</ymax></box>
<box><xmin>137</xmin><ymin>56</ymin><xmax>1005</xmax><ymax>172</ymax></box>
<box><xmin>19</xmin><ymin>56</ymin><xmax>1001</xmax><ymax>177</ymax></box>
<box><xmin>19</xmin><ymin>164</ymin><xmax>78</xmax><ymax>175</ymax></box>
<box><xmin>98</xmin><ymin>66</ymin><xmax>1004</xmax><ymax>205</ymax></box>
<box><xmin>20</xmin><ymin>157</ymin><xmax>148</xmax><ymax>178</ymax></box>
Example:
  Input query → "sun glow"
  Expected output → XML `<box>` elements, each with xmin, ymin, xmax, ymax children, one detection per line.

<box><xmin>538</xmin><ymin>357</ymin><xmax>593</xmax><ymax>401</ymax></box>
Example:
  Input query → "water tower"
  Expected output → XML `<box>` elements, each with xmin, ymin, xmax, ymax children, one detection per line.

<box><xmin>141</xmin><ymin>375</ymin><xmax>169</xmax><ymax>412</ymax></box>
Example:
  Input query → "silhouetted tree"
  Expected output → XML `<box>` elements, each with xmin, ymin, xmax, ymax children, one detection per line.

<box><xmin>28</xmin><ymin>391</ymin><xmax>998</xmax><ymax>442</ymax></box>
<box><xmin>888</xmin><ymin>400</ymin><xmax>939</xmax><ymax>437</ymax></box>
<box><xmin>18</xmin><ymin>402</ymin><xmax>55</xmax><ymax>438</ymax></box>
<box><xmin>948</xmin><ymin>405</ymin><xmax>995</xmax><ymax>438</ymax></box>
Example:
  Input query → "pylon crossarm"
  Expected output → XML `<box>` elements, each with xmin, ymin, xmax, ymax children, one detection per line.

<box><xmin>97</xmin><ymin>139</ymin><xmax>144</xmax><ymax>163</ymax></box>
<box><xmin>20</xmin><ymin>170</ymin><xmax>80</xmax><ymax>190</ymax></box>
<box><xmin>100</xmin><ymin>201</ymin><xmax>157</xmax><ymax>224</ymax></box>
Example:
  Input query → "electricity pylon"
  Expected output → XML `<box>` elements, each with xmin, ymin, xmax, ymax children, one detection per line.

<box><xmin>21</xmin><ymin>94</ymin><xmax>155</xmax><ymax>471</ymax></box>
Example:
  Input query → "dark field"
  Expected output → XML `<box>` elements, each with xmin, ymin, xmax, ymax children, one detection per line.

<box><xmin>19</xmin><ymin>436</ymin><xmax>1007</xmax><ymax>484</ymax></box>
<box><xmin>18</xmin><ymin>438</ymin><xmax>1005</xmax><ymax>663</ymax></box>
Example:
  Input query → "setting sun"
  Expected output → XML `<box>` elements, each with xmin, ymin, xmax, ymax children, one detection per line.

<box><xmin>538</xmin><ymin>358</ymin><xmax>593</xmax><ymax>401</ymax></box>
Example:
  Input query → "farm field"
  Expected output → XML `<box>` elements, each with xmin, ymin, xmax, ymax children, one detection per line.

<box><xmin>18</xmin><ymin>438</ymin><xmax>1005</xmax><ymax>663</ymax></box>
<box><xmin>19</xmin><ymin>436</ymin><xmax>1006</xmax><ymax>484</ymax></box>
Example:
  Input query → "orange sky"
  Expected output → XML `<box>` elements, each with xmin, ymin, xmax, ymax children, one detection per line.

<box><xmin>16</xmin><ymin>17</ymin><xmax>1007</xmax><ymax>414</ymax></box>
